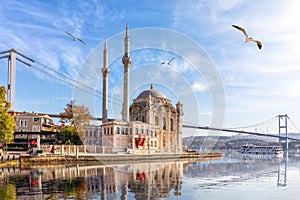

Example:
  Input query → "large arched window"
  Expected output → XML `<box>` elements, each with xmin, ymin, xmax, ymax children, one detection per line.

<box><xmin>163</xmin><ymin>117</ymin><xmax>166</xmax><ymax>130</ymax></box>
<box><xmin>155</xmin><ymin>116</ymin><xmax>159</xmax><ymax>126</ymax></box>
<box><xmin>170</xmin><ymin>118</ymin><xmax>174</xmax><ymax>131</ymax></box>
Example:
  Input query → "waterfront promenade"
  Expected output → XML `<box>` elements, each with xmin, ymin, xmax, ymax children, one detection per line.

<box><xmin>1</xmin><ymin>145</ymin><xmax>222</xmax><ymax>169</ymax></box>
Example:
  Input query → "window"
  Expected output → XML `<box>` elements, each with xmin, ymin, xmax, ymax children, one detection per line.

<box><xmin>125</xmin><ymin>128</ymin><xmax>128</xmax><ymax>135</ymax></box>
<box><xmin>155</xmin><ymin>116</ymin><xmax>159</xmax><ymax>126</ymax></box>
<box><xmin>130</xmin><ymin>128</ymin><xmax>132</xmax><ymax>135</ymax></box>
<box><xmin>170</xmin><ymin>118</ymin><xmax>174</xmax><ymax>131</ymax></box>
<box><xmin>111</xmin><ymin>127</ymin><xmax>113</xmax><ymax>134</ymax></box>
<box><xmin>121</xmin><ymin>127</ymin><xmax>124</xmax><ymax>134</ymax></box>
<box><xmin>163</xmin><ymin>117</ymin><xmax>166</xmax><ymax>130</ymax></box>
<box><xmin>135</xmin><ymin>128</ymin><xmax>138</xmax><ymax>134</ymax></box>
<box><xmin>117</xmin><ymin>127</ymin><xmax>120</xmax><ymax>134</ymax></box>
<box><xmin>20</xmin><ymin>120</ymin><xmax>27</xmax><ymax>127</ymax></box>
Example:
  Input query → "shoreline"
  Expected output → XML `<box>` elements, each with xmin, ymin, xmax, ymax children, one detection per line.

<box><xmin>19</xmin><ymin>152</ymin><xmax>222</xmax><ymax>169</ymax></box>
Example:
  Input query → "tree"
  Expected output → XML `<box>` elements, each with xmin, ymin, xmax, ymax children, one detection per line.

<box><xmin>57</xmin><ymin>126</ymin><xmax>82</xmax><ymax>145</ymax></box>
<box><xmin>0</xmin><ymin>86</ymin><xmax>15</xmax><ymax>144</ymax></box>
<box><xmin>59</xmin><ymin>100</ymin><xmax>92</xmax><ymax>142</ymax></box>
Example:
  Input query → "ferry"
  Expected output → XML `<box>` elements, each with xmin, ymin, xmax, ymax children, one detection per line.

<box><xmin>238</xmin><ymin>144</ymin><xmax>283</xmax><ymax>156</ymax></box>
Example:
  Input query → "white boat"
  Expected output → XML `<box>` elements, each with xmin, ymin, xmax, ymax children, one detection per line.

<box><xmin>238</xmin><ymin>144</ymin><xmax>283</xmax><ymax>156</ymax></box>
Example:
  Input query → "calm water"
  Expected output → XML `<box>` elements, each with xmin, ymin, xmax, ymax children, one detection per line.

<box><xmin>1</xmin><ymin>151</ymin><xmax>300</xmax><ymax>199</ymax></box>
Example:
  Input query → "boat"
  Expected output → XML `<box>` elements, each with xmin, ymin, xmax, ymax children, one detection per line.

<box><xmin>238</xmin><ymin>144</ymin><xmax>283</xmax><ymax>156</ymax></box>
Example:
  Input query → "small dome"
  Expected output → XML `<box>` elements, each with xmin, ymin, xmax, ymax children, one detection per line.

<box><xmin>137</xmin><ymin>84</ymin><xmax>166</xmax><ymax>99</ymax></box>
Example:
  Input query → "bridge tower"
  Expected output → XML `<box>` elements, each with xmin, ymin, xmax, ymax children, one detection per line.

<box><xmin>278</xmin><ymin>114</ymin><xmax>288</xmax><ymax>151</ymax></box>
<box><xmin>0</xmin><ymin>49</ymin><xmax>17</xmax><ymax>111</ymax></box>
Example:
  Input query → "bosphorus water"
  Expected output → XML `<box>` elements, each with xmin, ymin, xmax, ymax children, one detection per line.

<box><xmin>1</xmin><ymin>151</ymin><xmax>300</xmax><ymax>199</ymax></box>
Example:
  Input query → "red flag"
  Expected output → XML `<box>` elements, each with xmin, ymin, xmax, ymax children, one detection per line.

<box><xmin>138</xmin><ymin>134</ymin><xmax>145</xmax><ymax>147</ymax></box>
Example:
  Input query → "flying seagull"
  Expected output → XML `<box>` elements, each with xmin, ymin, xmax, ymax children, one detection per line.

<box><xmin>161</xmin><ymin>57</ymin><xmax>175</xmax><ymax>65</ymax></box>
<box><xmin>64</xmin><ymin>31</ymin><xmax>86</xmax><ymax>45</ymax></box>
<box><xmin>232</xmin><ymin>25</ymin><xmax>262</xmax><ymax>49</ymax></box>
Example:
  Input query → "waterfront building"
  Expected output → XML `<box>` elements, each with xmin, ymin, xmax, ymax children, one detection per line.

<box><xmin>101</xmin><ymin>24</ymin><xmax>184</xmax><ymax>154</ymax></box>
<box><xmin>13</xmin><ymin>111</ymin><xmax>55</xmax><ymax>133</ymax></box>
<box><xmin>85</xmin><ymin>125</ymin><xmax>102</xmax><ymax>145</ymax></box>
<box><xmin>11</xmin><ymin>111</ymin><xmax>57</xmax><ymax>148</ymax></box>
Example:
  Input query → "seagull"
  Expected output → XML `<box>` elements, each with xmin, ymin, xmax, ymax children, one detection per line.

<box><xmin>63</xmin><ymin>31</ymin><xmax>86</xmax><ymax>45</ymax></box>
<box><xmin>232</xmin><ymin>25</ymin><xmax>262</xmax><ymax>49</ymax></box>
<box><xmin>161</xmin><ymin>57</ymin><xmax>175</xmax><ymax>65</ymax></box>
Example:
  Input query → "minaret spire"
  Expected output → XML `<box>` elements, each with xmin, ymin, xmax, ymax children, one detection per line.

<box><xmin>122</xmin><ymin>23</ymin><xmax>132</xmax><ymax>121</ymax></box>
<box><xmin>102</xmin><ymin>39</ymin><xmax>110</xmax><ymax>123</ymax></box>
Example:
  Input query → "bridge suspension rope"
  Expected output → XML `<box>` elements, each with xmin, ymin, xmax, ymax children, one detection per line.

<box><xmin>225</xmin><ymin>116</ymin><xmax>277</xmax><ymax>131</ymax></box>
<box><xmin>3</xmin><ymin>49</ymin><xmax>124</xmax><ymax>108</ymax></box>
<box><xmin>287</xmin><ymin>116</ymin><xmax>300</xmax><ymax>133</ymax></box>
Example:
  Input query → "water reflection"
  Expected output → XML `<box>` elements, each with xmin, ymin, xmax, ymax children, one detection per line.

<box><xmin>1</xmin><ymin>152</ymin><xmax>298</xmax><ymax>199</ymax></box>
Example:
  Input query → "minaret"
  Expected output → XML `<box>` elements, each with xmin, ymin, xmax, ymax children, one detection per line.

<box><xmin>122</xmin><ymin>23</ymin><xmax>132</xmax><ymax>121</ymax></box>
<box><xmin>101</xmin><ymin>40</ymin><xmax>110</xmax><ymax>123</ymax></box>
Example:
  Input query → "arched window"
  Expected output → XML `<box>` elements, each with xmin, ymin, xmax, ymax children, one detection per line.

<box><xmin>117</xmin><ymin>127</ymin><xmax>120</xmax><ymax>134</ymax></box>
<box><xmin>163</xmin><ymin>117</ymin><xmax>166</xmax><ymax>130</ymax></box>
<box><xmin>155</xmin><ymin>116</ymin><xmax>159</xmax><ymax>126</ymax></box>
<box><xmin>170</xmin><ymin>118</ymin><xmax>174</xmax><ymax>131</ymax></box>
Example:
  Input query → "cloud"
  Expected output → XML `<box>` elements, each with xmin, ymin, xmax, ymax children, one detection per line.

<box><xmin>191</xmin><ymin>82</ymin><xmax>208</xmax><ymax>92</ymax></box>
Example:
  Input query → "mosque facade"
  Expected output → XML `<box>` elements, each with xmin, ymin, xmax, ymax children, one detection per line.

<box><xmin>101</xmin><ymin>24</ymin><xmax>183</xmax><ymax>154</ymax></box>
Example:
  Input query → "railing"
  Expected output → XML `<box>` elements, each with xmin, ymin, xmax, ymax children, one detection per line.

<box><xmin>0</xmin><ymin>153</ymin><xmax>19</xmax><ymax>164</ymax></box>
<box><xmin>39</xmin><ymin>145</ymin><xmax>113</xmax><ymax>155</ymax></box>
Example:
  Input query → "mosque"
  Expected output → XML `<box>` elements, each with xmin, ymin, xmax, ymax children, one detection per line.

<box><xmin>100</xmin><ymin>24</ymin><xmax>184</xmax><ymax>154</ymax></box>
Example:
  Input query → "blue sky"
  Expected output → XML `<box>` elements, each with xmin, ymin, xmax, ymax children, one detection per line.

<box><xmin>0</xmin><ymin>0</ymin><xmax>300</xmax><ymax>134</ymax></box>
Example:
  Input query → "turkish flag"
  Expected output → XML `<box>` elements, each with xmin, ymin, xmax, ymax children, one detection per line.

<box><xmin>138</xmin><ymin>134</ymin><xmax>145</xmax><ymax>147</ymax></box>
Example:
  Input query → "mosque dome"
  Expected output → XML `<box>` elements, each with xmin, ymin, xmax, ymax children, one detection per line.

<box><xmin>136</xmin><ymin>84</ymin><xmax>166</xmax><ymax>99</ymax></box>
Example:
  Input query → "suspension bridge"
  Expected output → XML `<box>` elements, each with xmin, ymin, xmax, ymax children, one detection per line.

<box><xmin>1</xmin><ymin>49</ymin><xmax>300</xmax><ymax>151</ymax></box>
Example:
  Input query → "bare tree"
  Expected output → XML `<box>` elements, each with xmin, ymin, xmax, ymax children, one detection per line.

<box><xmin>59</xmin><ymin>100</ymin><xmax>93</xmax><ymax>142</ymax></box>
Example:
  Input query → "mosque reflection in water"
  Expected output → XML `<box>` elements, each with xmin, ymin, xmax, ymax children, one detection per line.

<box><xmin>0</xmin><ymin>161</ymin><xmax>184</xmax><ymax>199</ymax></box>
<box><xmin>0</xmin><ymin>154</ymin><xmax>289</xmax><ymax>199</ymax></box>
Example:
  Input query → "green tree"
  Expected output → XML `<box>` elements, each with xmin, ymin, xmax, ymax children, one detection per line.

<box><xmin>59</xmin><ymin>101</ymin><xmax>92</xmax><ymax>143</ymax></box>
<box><xmin>57</xmin><ymin>126</ymin><xmax>82</xmax><ymax>145</ymax></box>
<box><xmin>0</xmin><ymin>86</ymin><xmax>15</xmax><ymax>143</ymax></box>
<box><xmin>0</xmin><ymin>183</ymin><xmax>17</xmax><ymax>200</ymax></box>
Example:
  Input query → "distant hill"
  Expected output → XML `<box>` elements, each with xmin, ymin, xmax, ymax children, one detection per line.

<box><xmin>182</xmin><ymin>133</ymin><xmax>300</xmax><ymax>150</ymax></box>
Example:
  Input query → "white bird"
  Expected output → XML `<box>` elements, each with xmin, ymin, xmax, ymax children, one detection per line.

<box><xmin>161</xmin><ymin>57</ymin><xmax>175</xmax><ymax>65</ymax></box>
<box><xmin>64</xmin><ymin>31</ymin><xmax>86</xmax><ymax>45</ymax></box>
<box><xmin>232</xmin><ymin>25</ymin><xmax>262</xmax><ymax>49</ymax></box>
